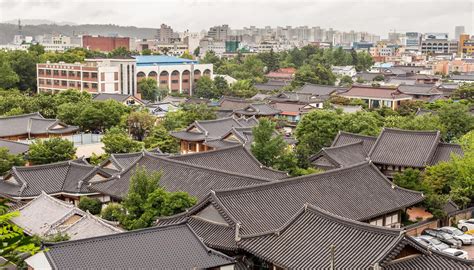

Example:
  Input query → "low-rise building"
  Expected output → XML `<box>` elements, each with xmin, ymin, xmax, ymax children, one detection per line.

<box><xmin>0</xmin><ymin>112</ymin><xmax>78</xmax><ymax>140</ymax></box>
<box><xmin>37</xmin><ymin>57</ymin><xmax>137</xmax><ymax>95</ymax></box>
<box><xmin>338</xmin><ymin>85</ymin><xmax>412</xmax><ymax>110</ymax></box>
<box><xmin>331</xmin><ymin>65</ymin><xmax>357</xmax><ymax>77</ymax></box>
<box><xmin>135</xmin><ymin>55</ymin><xmax>213</xmax><ymax>95</ymax></box>
<box><xmin>82</xmin><ymin>35</ymin><xmax>130</xmax><ymax>52</ymax></box>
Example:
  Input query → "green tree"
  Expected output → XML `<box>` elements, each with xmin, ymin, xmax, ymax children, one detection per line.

<box><xmin>292</xmin><ymin>63</ymin><xmax>336</xmax><ymax>87</ymax></box>
<box><xmin>28</xmin><ymin>44</ymin><xmax>45</xmax><ymax>55</ymax></box>
<box><xmin>193</xmin><ymin>47</ymin><xmax>200</xmax><ymax>57</ymax></box>
<box><xmin>339</xmin><ymin>75</ymin><xmax>353</xmax><ymax>87</ymax></box>
<box><xmin>225</xmin><ymin>79</ymin><xmax>257</xmax><ymax>98</ymax></box>
<box><xmin>341</xmin><ymin>111</ymin><xmax>383</xmax><ymax>136</ymax></box>
<box><xmin>0</xmin><ymin>60</ymin><xmax>20</xmax><ymax>89</ymax></box>
<box><xmin>258</xmin><ymin>48</ymin><xmax>279</xmax><ymax>72</ymax></box>
<box><xmin>162</xmin><ymin>104</ymin><xmax>216</xmax><ymax>131</ymax></box>
<box><xmin>393</xmin><ymin>168</ymin><xmax>424</xmax><ymax>191</ymax></box>
<box><xmin>0</xmin><ymin>202</ymin><xmax>40</xmax><ymax>267</ymax></box>
<box><xmin>354</xmin><ymin>51</ymin><xmax>374</xmax><ymax>71</ymax></box>
<box><xmin>0</xmin><ymin>147</ymin><xmax>25</xmax><ymax>175</ymax></box>
<box><xmin>8</xmin><ymin>50</ymin><xmax>39</xmax><ymax>92</ymax></box>
<box><xmin>101</xmin><ymin>203</ymin><xmax>125</xmax><ymax>222</ymax></box>
<box><xmin>141</xmin><ymin>49</ymin><xmax>152</xmax><ymax>55</ymax></box>
<box><xmin>194</xmin><ymin>76</ymin><xmax>219</xmax><ymax>99</ymax></box>
<box><xmin>144</xmin><ymin>124</ymin><xmax>180</xmax><ymax>153</ymax></box>
<box><xmin>127</xmin><ymin>111</ymin><xmax>156</xmax><ymax>141</ymax></box>
<box><xmin>396</xmin><ymin>100</ymin><xmax>426</xmax><ymax>116</ymax></box>
<box><xmin>295</xmin><ymin>110</ymin><xmax>343</xmax><ymax>167</ymax></box>
<box><xmin>78</xmin><ymin>197</ymin><xmax>102</xmax><ymax>215</ymax></box>
<box><xmin>138</xmin><ymin>78</ymin><xmax>159</xmax><ymax>102</ymax></box>
<box><xmin>119</xmin><ymin>167</ymin><xmax>196</xmax><ymax>230</ymax></box>
<box><xmin>108</xmin><ymin>47</ymin><xmax>131</xmax><ymax>58</ymax></box>
<box><xmin>438</xmin><ymin>103</ymin><xmax>473</xmax><ymax>141</ymax></box>
<box><xmin>372</xmin><ymin>75</ymin><xmax>385</xmax><ymax>82</ymax></box>
<box><xmin>251</xmin><ymin>118</ymin><xmax>287</xmax><ymax>167</ymax></box>
<box><xmin>454</xmin><ymin>83</ymin><xmax>474</xmax><ymax>101</ymax></box>
<box><xmin>28</xmin><ymin>138</ymin><xmax>76</xmax><ymax>165</ymax></box>
<box><xmin>180</xmin><ymin>51</ymin><xmax>194</xmax><ymax>60</ymax></box>
<box><xmin>102</xmin><ymin>127</ymin><xmax>144</xmax><ymax>154</ymax></box>
<box><xmin>200</xmin><ymin>51</ymin><xmax>222</xmax><ymax>69</ymax></box>
<box><xmin>213</xmin><ymin>76</ymin><xmax>229</xmax><ymax>96</ymax></box>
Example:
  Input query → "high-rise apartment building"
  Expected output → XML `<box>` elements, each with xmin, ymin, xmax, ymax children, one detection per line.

<box><xmin>207</xmin><ymin>25</ymin><xmax>230</xmax><ymax>41</ymax></box>
<box><xmin>156</xmin><ymin>24</ymin><xmax>175</xmax><ymax>43</ymax></box>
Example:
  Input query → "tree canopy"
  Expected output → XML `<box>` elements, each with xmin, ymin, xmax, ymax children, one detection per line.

<box><xmin>28</xmin><ymin>138</ymin><xmax>76</xmax><ymax>165</ymax></box>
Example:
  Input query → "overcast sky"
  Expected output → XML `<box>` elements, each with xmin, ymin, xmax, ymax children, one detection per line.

<box><xmin>0</xmin><ymin>0</ymin><xmax>473</xmax><ymax>38</ymax></box>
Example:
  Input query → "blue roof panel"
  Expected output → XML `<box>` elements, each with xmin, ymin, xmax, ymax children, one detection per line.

<box><xmin>133</xmin><ymin>55</ymin><xmax>198</xmax><ymax>66</ymax></box>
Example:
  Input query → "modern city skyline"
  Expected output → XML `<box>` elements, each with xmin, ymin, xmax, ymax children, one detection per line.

<box><xmin>1</xmin><ymin>0</ymin><xmax>472</xmax><ymax>38</ymax></box>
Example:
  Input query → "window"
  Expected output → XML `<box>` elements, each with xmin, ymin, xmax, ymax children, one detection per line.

<box><xmin>54</xmin><ymin>80</ymin><xmax>60</xmax><ymax>86</ymax></box>
<box><xmin>370</xmin><ymin>218</ymin><xmax>383</xmax><ymax>226</ymax></box>
<box><xmin>83</xmin><ymin>82</ymin><xmax>89</xmax><ymax>88</ymax></box>
<box><xmin>83</xmin><ymin>72</ymin><xmax>89</xmax><ymax>78</ymax></box>
<box><xmin>69</xmin><ymin>81</ymin><xmax>75</xmax><ymax>87</ymax></box>
<box><xmin>92</xmin><ymin>83</ymin><xmax>98</xmax><ymax>89</ymax></box>
<box><xmin>385</xmin><ymin>213</ymin><xmax>399</xmax><ymax>226</ymax></box>
<box><xmin>182</xmin><ymin>79</ymin><xmax>189</xmax><ymax>83</ymax></box>
<box><xmin>160</xmin><ymin>80</ymin><xmax>167</xmax><ymax>84</ymax></box>
<box><xmin>61</xmin><ymin>70</ymin><xmax>67</xmax><ymax>76</ymax></box>
<box><xmin>53</xmin><ymin>70</ymin><xmax>59</xmax><ymax>76</ymax></box>
<box><xmin>39</xmin><ymin>69</ymin><xmax>44</xmax><ymax>75</ymax></box>
<box><xmin>91</xmin><ymin>73</ymin><xmax>98</xmax><ymax>78</ymax></box>
<box><xmin>61</xmin><ymin>81</ymin><xmax>67</xmax><ymax>86</ymax></box>
<box><xmin>171</xmin><ymin>80</ymin><xmax>179</xmax><ymax>83</ymax></box>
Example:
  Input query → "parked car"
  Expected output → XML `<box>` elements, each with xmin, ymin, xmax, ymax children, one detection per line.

<box><xmin>414</xmin><ymin>236</ymin><xmax>468</xmax><ymax>259</ymax></box>
<box><xmin>458</xmin><ymin>219</ymin><xmax>474</xmax><ymax>232</ymax></box>
<box><xmin>439</xmin><ymin>226</ymin><xmax>474</xmax><ymax>245</ymax></box>
<box><xmin>421</xmin><ymin>228</ymin><xmax>462</xmax><ymax>248</ymax></box>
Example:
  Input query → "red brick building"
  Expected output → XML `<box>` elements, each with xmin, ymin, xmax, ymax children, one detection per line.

<box><xmin>82</xmin><ymin>35</ymin><xmax>130</xmax><ymax>52</ymax></box>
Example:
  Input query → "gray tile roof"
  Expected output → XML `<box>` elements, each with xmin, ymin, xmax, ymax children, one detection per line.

<box><xmin>398</xmin><ymin>85</ymin><xmax>442</xmax><ymax>96</ymax></box>
<box><xmin>0</xmin><ymin>159</ymin><xmax>108</xmax><ymax>198</ymax></box>
<box><xmin>233</xmin><ymin>104</ymin><xmax>281</xmax><ymax>116</ymax></box>
<box><xmin>431</xmin><ymin>142</ymin><xmax>464</xmax><ymax>164</ymax></box>
<box><xmin>187</xmin><ymin>216</ymin><xmax>239</xmax><ymax>251</ymax></box>
<box><xmin>331</xmin><ymin>131</ymin><xmax>377</xmax><ymax>154</ymax></box>
<box><xmin>239</xmin><ymin>204</ymin><xmax>474</xmax><ymax>270</ymax></box>
<box><xmin>0</xmin><ymin>139</ymin><xmax>29</xmax><ymax>155</ymax></box>
<box><xmin>171</xmin><ymin>116</ymin><xmax>258</xmax><ymax>142</ymax></box>
<box><xmin>11</xmin><ymin>192</ymin><xmax>122</xmax><ymax>240</ymax></box>
<box><xmin>0</xmin><ymin>113</ymin><xmax>79</xmax><ymax>138</ymax></box>
<box><xmin>451</xmin><ymin>74</ymin><xmax>474</xmax><ymax>81</ymax></box>
<box><xmin>160</xmin><ymin>162</ymin><xmax>423</xmax><ymax>240</ymax></box>
<box><xmin>368</xmin><ymin>128</ymin><xmax>441</xmax><ymax>168</ymax></box>
<box><xmin>41</xmin><ymin>223</ymin><xmax>235</xmax><ymax>269</ymax></box>
<box><xmin>92</xmin><ymin>152</ymin><xmax>271</xmax><ymax>200</ymax></box>
<box><xmin>211</xmin><ymin>162</ymin><xmax>423</xmax><ymax>236</ymax></box>
<box><xmin>254</xmin><ymin>80</ymin><xmax>288</xmax><ymax>92</ymax></box>
<box><xmin>202</xmin><ymin>139</ymin><xmax>240</xmax><ymax>149</ymax></box>
<box><xmin>169</xmin><ymin>145</ymin><xmax>288</xmax><ymax>180</ymax></box>
<box><xmin>296</xmin><ymin>83</ymin><xmax>347</xmax><ymax>96</ymax></box>
<box><xmin>217</xmin><ymin>96</ymin><xmax>252</xmax><ymax>110</ymax></box>
<box><xmin>238</xmin><ymin>204</ymin><xmax>402</xmax><ymax>269</ymax></box>
<box><xmin>309</xmin><ymin>141</ymin><xmax>368</xmax><ymax>168</ymax></box>
<box><xmin>268</xmin><ymin>91</ymin><xmax>325</xmax><ymax>103</ymax></box>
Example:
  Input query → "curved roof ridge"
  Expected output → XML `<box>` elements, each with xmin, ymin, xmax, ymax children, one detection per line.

<box><xmin>185</xmin><ymin>223</ymin><xmax>236</xmax><ymax>263</ymax></box>
<box><xmin>13</xmin><ymin>159</ymin><xmax>88</xmax><ymax>171</ymax></box>
<box><xmin>214</xmin><ymin>161</ymin><xmax>372</xmax><ymax>196</ymax></box>
<box><xmin>382</xmin><ymin>128</ymin><xmax>440</xmax><ymax>135</ymax></box>
<box><xmin>67</xmin><ymin>211</ymin><xmax>124</xmax><ymax>233</ymax></box>
<box><xmin>142</xmin><ymin>152</ymin><xmax>272</xmax><ymax>183</ymax></box>
<box><xmin>323</xmin><ymin>140</ymin><xmax>364</xmax><ymax>151</ymax></box>
<box><xmin>0</xmin><ymin>112</ymin><xmax>43</xmax><ymax>119</ymax></box>
<box><xmin>17</xmin><ymin>191</ymin><xmax>74</xmax><ymax>211</ymax></box>
<box><xmin>189</xmin><ymin>215</ymin><xmax>231</xmax><ymax>228</ymax></box>
<box><xmin>169</xmin><ymin>144</ymin><xmax>243</xmax><ymax>159</ymax></box>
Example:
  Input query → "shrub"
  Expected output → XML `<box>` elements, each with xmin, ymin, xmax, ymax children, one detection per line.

<box><xmin>78</xmin><ymin>197</ymin><xmax>102</xmax><ymax>215</ymax></box>
<box><xmin>101</xmin><ymin>203</ymin><xmax>125</xmax><ymax>222</ymax></box>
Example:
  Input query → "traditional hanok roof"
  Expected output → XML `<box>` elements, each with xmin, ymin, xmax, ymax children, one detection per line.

<box><xmin>31</xmin><ymin>223</ymin><xmax>235</xmax><ymax>270</ymax></box>
<box><xmin>0</xmin><ymin>159</ymin><xmax>110</xmax><ymax>199</ymax></box>
<box><xmin>368</xmin><ymin>128</ymin><xmax>441</xmax><ymax>168</ymax></box>
<box><xmin>158</xmin><ymin>162</ymin><xmax>423</xmax><ymax>238</ymax></box>
<box><xmin>91</xmin><ymin>152</ymin><xmax>271</xmax><ymax>200</ymax></box>
<box><xmin>340</xmin><ymin>86</ymin><xmax>412</xmax><ymax>100</ymax></box>
<box><xmin>296</xmin><ymin>83</ymin><xmax>347</xmax><ymax>96</ymax></box>
<box><xmin>171</xmin><ymin>116</ymin><xmax>258</xmax><ymax>142</ymax></box>
<box><xmin>309</xmin><ymin>141</ymin><xmax>368</xmax><ymax>169</ymax></box>
<box><xmin>430</xmin><ymin>142</ymin><xmax>464</xmax><ymax>164</ymax></box>
<box><xmin>239</xmin><ymin>204</ymin><xmax>474</xmax><ymax>270</ymax></box>
<box><xmin>169</xmin><ymin>145</ymin><xmax>288</xmax><ymax>180</ymax></box>
<box><xmin>0</xmin><ymin>113</ymin><xmax>79</xmax><ymax>138</ymax></box>
<box><xmin>268</xmin><ymin>91</ymin><xmax>325</xmax><ymax>103</ymax></box>
<box><xmin>398</xmin><ymin>84</ymin><xmax>443</xmax><ymax>96</ymax></box>
<box><xmin>11</xmin><ymin>192</ymin><xmax>122</xmax><ymax>240</ymax></box>
<box><xmin>331</xmin><ymin>131</ymin><xmax>377</xmax><ymax>154</ymax></box>
<box><xmin>0</xmin><ymin>139</ymin><xmax>29</xmax><ymax>155</ymax></box>
<box><xmin>238</xmin><ymin>204</ymin><xmax>402</xmax><ymax>269</ymax></box>
<box><xmin>233</xmin><ymin>104</ymin><xmax>281</xmax><ymax>116</ymax></box>
<box><xmin>92</xmin><ymin>93</ymin><xmax>144</xmax><ymax>105</ymax></box>
<box><xmin>217</xmin><ymin>96</ymin><xmax>252</xmax><ymax>111</ymax></box>
<box><xmin>254</xmin><ymin>80</ymin><xmax>288</xmax><ymax>92</ymax></box>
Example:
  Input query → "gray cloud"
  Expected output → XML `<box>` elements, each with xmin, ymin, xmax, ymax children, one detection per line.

<box><xmin>0</xmin><ymin>0</ymin><xmax>472</xmax><ymax>38</ymax></box>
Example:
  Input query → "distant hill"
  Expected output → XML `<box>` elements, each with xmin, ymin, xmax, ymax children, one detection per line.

<box><xmin>2</xmin><ymin>19</ymin><xmax>77</xmax><ymax>26</ymax></box>
<box><xmin>0</xmin><ymin>23</ymin><xmax>158</xmax><ymax>44</ymax></box>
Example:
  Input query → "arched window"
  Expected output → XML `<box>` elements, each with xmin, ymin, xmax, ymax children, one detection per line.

<box><xmin>137</xmin><ymin>71</ymin><xmax>146</xmax><ymax>78</ymax></box>
<box><xmin>203</xmin><ymin>69</ymin><xmax>211</xmax><ymax>76</ymax></box>
<box><xmin>148</xmin><ymin>71</ymin><xmax>158</xmax><ymax>78</ymax></box>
